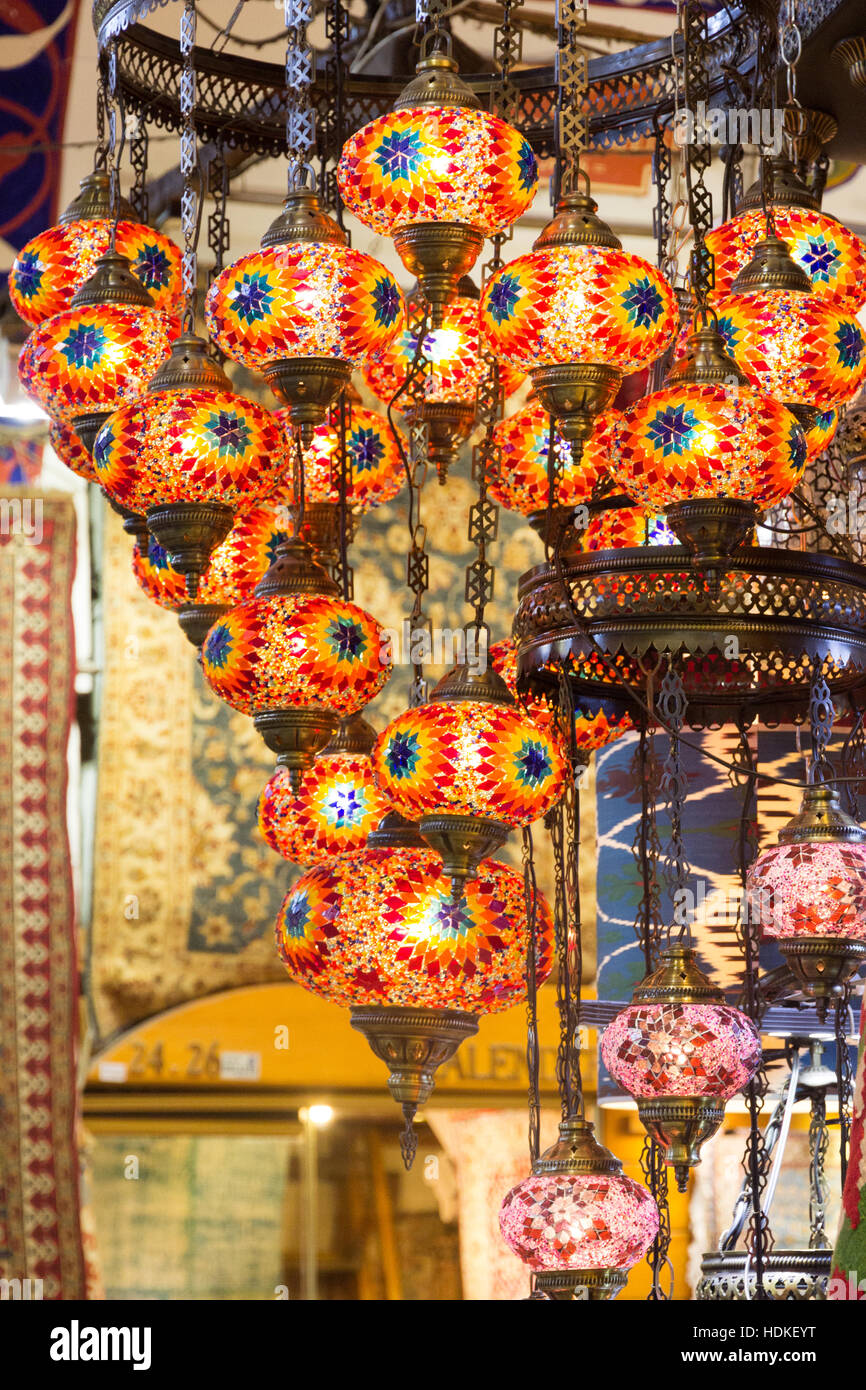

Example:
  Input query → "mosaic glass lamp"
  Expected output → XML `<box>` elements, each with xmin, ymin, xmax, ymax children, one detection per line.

<box><xmin>258</xmin><ymin>713</ymin><xmax>390</xmax><ymax>866</ymax></box>
<box><xmin>489</xmin><ymin>637</ymin><xmax>633</xmax><ymax>757</ymax></box>
<box><xmin>705</xmin><ymin>157</ymin><xmax>866</xmax><ymax>314</ymax></box>
<box><xmin>17</xmin><ymin>251</ymin><xmax>177</xmax><ymax>453</ymax></box>
<box><xmin>206</xmin><ymin>188</ymin><xmax>402</xmax><ymax>440</ymax></box>
<box><xmin>48</xmin><ymin>420</ymin><xmax>97</xmax><ymax>483</ymax></box>
<box><xmin>746</xmin><ymin>783</ymin><xmax>866</xmax><ymax>1019</ymax></box>
<box><xmin>480</xmin><ymin>188</ymin><xmax>677</xmax><ymax>447</ymax></box>
<box><xmin>93</xmin><ymin>332</ymin><xmax>291</xmax><ymax>600</ymax></box>
<box><xmin>601</xmin><ymin>945</ymin><xmax>762</xmax><ymax>1190</ymax></box>
<box><xmin>201</xmin><ymin>537</ymin><xmax>392</xmax><ymax>784</ymax></box>
<box><xmin>337</xmin><ymin>47</ymin><xmax>538</xmax><ymax>322</ymax></box>
<box><xmin>500</xmin><ymin>1116</ymin><xmax>659</xmax><ymax>1300</ymax></box>
<box><xmin>276</xmin><ymin>813</ymin><xmax>554</xmax><ymax>1159</ymax></box>
<box><xmin>373</xmin><ymin>663</ymin><xmax>566</xmax><ymax>896</ymax></box>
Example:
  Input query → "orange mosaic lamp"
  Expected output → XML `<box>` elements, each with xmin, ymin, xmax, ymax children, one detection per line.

<box><xmin>583</xmin><ymin>506</ymin><xmax>677</xmax><ymax>551</ymax></box>
<box><xmin>361</xmin><ymin>287</ymin><xmax>519</xmax><ymax>481</ymax></box>
<box><xmin>258</xmin><ymin>713</ymin><xmax>389</xmax><ymax>866</ymax></box>
<box><xmin>93</xmin><ymin>333</ymin><xmax>290</xmax><ymax>601</ymax></box>
<box><xmin>10</xmin><ymin>216</ymin><xmax>182</xmax><ymax>327</ymax></box>
<box><xmin>705</xmin><ymin>158</ymin><xmax>866</xmax><ymax>314</ymax></box>
<box><xmin>275</xmin><ymin>402</ymin><xmax>405</xmax><ymax>514</ymax></box>
<box><xmin>205</xmin><ymin>188</ymin><xmax>402</xmax><ymax>440</ymax></box>
<box><xmin>336</xmin><ymin>46</ymin><xmax>538</xmax><ymax>322</ymax></box>
<box><xmin>275</xmin><ymin>815</ymin><xmax>554</xmax><ymax>1161</ymax></box>
<box><xmin>804</xmin><ymin>407</ymin><xmax>839</xmax><ymax>460</ymax></box>
<box><xmin>201</xmin><ymin>538</ymin><xmax>392</xmax><ymax>783</ymax></box>
<box><xmin>714</xmin><ymin>235</ymin><xmax>866</xmax><ymax>424</ymax></box>
<box><xmin>489</xmin><ymin>637</ymin><xmax>633</xmax><ymax>756</ymax></box>
<box><xmin>373</xmin><ymin>663</ymin><xmax>565</xmax><ymax>896</ymax></box>
<box><xmin>606</xmin><ymin>321</ymin><xmax>808</xmax><ymax>563</ymax></box>
<box><xmin>480</xmin><ymin>189</ymin><xmax>677</xmax><ymax>446</ymax></box>
<box><xmin>487</xmin><ymin>398</ymin><xmax>619</xmax><ymax>518</ymax></box>
<box><xmin>48</xmin><ymin>420</ymin><xmax>97</xmax><ymax>483</ymax></box>
<box><xmin>17</xmin><ymin>251</ymin><xmax>177</xmax><ymax>453</ymax></box>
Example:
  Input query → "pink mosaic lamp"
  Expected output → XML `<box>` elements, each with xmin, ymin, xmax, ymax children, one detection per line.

<box><xmin>500</xmin><ymin>1116</ymin><xmax>659</xmax><ymax>1300</ymax></box>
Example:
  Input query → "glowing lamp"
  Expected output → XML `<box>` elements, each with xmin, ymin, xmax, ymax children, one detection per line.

<box><xmin>201</xmin><ymin>538</ymin><xmax>391</xmax><ymax>783</ymax></box>
<box><xmin>337</xmin><ymin>50</ymin><xmax>537</xmax><ymax>322</ymax></box>
<box><xmin>49</xmin><ymin>420</ymin><xmax>97</xmax><ymax>483</ymax></box>
<box><xmin>746</xmin><ymin>783</ymin><xmax>866</xmax><ymax>1019</ymax></box>
<box><xmin>17</xmin><ymin>251</ymin><xmax>176</xmax><ymax>453</ymax></box>
<box><xmin>373</xmin><ymin>663</ymin><xmax>565</xmax><ymax>896</ymax></box>
<box><xmin>487</xmin><ymin>399</ymin><xmax>619</xmax><ymax>532</ymax></box>
<box><xmin>481</xmin><ymin>190</ymin><xmax>677</xmax><ymax>445</ymax></box>
<box><xmin>500</xmin><ymin>1117</ymin><xmax>659</xmax><ymax>1300</ymax></box>
<box><xmin>489</xmin><ymin>637</ymin><xmax>633</xmax><ymax>756</ymax></box>
<box><xmin>601</xmin><ymin>945</ymin><xmax>761</xmax><ymax>1190</ymax></box>
<box><xmin>206</xmin><ymin>188</ymin><xmax>402</xmax><ymax>440</ymax></box>
<box><xmin>258</xmin><ymin>713</ymin><xmax>389</xmax><ymax>865</ymax></box>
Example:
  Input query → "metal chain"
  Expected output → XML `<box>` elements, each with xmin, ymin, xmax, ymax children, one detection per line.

<box><xmin>632</xmin><ymin>667</ymin><xmax>664</xmax><ymax>972</ymax></box>
<box><xmin>732</xmin><ymin>713</ymin><xmax>773</xmax><ymax>1298</ymax></box>
<box><xmin>808</xmin><ymin>656</ymin><xmax>835</xmax><ymax>784</ymax></box>
<box><xmin>207</xmin><ymin>143</ymin><xmax>230</xmax><ymax>284</ymax></box>
<box><xmin>95</xmin><ymin>59</ymin><xmax>109</xmax><ymax>170</ymax></box>
<box><xmin>522</xmin><ymin>825</ymin><xmax>542</xmax><ymax>1166</ymax></box>
<box><xmin>106</xmin><ymin>39</ymin><xmax>121</xmax><ymax>248</ymax></box>
<box><xmin>323</xmin><ymin>0</ymin><xmax>351</xmax><ymax>229</ymax></box>
<box><xmin>658</xmin><ymin>665</ymin><xmax>690</xmax><ymax>937</ymax></box>
<box><xmin>840</xmin><ymin>711</ymin><xmax>866</xmax><ymax>820</ymax></box>
<box><xmin>834</xmin><ymin>985</ymin><xmax>854</xmax><ymax>1187</ymax></box>
<box><xmin>128</xmin><ymin>117</ymin><xmax>149</xmax><ymax>223</ymax></box>
<box><xmin>807</xmin><ymin>1058</ymin><xmax>832</xmax><ymax>1250</ymax></box>
<box><xmin>333</xmin><ymin>393</ymin><xmax>354</xmax><ymax>601</ymax></box>
<box><xmin>179</xmin><ymin>0</ymin><xmax>197</xmax><ymax>331</ymax></box>
<box><xmin>548</xmin><ymin>664</ymin><xmax>584</xmax><ymax>1119</ymax></box>
<box><xmin>680</xmin><ymin>0</ymin><xmax>715</xmax><ymax>304</ymax></box>
<box><xmin>779</xmin><ymin>0</ymin><xmax>802</xmax><ymax>110</ymax></box>
<box><xmin>554</xmin><ymin>0</ymin><xmax>589</xmax><ymax>203</ymax></box>
<box><xmin>640</xmin><ymin>1135</ymin><xmax>673</xmax><ymax>1299</ymax></box>
<box><xmin>284</xmin><ymin>0</ymin><xmax>315</xmax><ymax>190</ymax></box>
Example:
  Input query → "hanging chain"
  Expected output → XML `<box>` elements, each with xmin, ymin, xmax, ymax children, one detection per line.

<box><xmin>807</xmin><ymin>1050</ymin><xmax>832</xmax><ymax>1250</ymax></box>
<box><xmin>658</xmin><ymin>665</ymin><xmax>691</xmax><ymax>938</ymax></box>
<box><xmin>840</xmin><ymin>711</ymin><xmax>866</xmax><ymax>820</ymax></box>
<box><xmin>808</xmin><ymin>655</ymin><xmax>835</xmax><ymax>784</ymax></box>
<box><xmin>95</xmin><ymin>58</ymin><xmax>109</xmax><ymax>170</ymax></box>
<box><xmin>323</xmin><ymin>0</ymin><xmax>351</xmax><ymax>228</ymax></box>
<box><xmin>333</xmin><ymin>393</ymin><xmax>354</xmax><ymax>600</ymax></box>
<box><xmin>284</xmin><ymin>0</ymin><xmax>315</xmax><ymax>190</ymax></box>
<box><xmin>633</xmin><ymin>665</ymin><xmax>664</xmax><ymax>971</ymax></box>
<box><xmin>640</xmin><ymin>1135</ymin><xmax>673</xmax><ymax>1299</ymax></box>
<box><xmin>548</xmin><ymin>665</ymin><xmax>584</xmax><ymax>1119</ymax></box>
<box><xmin>207</xmin><ymin>142</ymin><xmax>230</xmax><ymax>284</ymax></box>
<box><xmin>522</xmin><ymin>825</ymin><xmax>542</xmax><ymax>1166</ymax></box>
<box><xmin>128</xmin><ymin>117</ymin><xmax>149</xmax><ymax>223</ymax></box>
<box><xmin>554</xmin><ymin>0</ymin><xmax>589</xmax><ymax>202</ymax></box>
<box><xmin>105</xmin><ymin>39</ymin><xmax>121</xmax><ymax>249</ymax></box>
<box><xmin>179</xmin><ymin>0</ymin><xmax>198</xmax><ymax>331</ymax></box>
<box><xmin>679</xmin><ymin>0</ymin><xmax>715</xmax><ymax>305</ymax></box>
<box><xmin>834</xmin><ymin>984</ymin><xmax>854</xmax><ymax>1187</ymax></box>
<box><xmin>779</xmin><ymin>0</ymin><xmax>802</xmax><ymax>111</ymax></box>
<box><xmin>731</xmin><ymin>712</ymin><xmax>773</xmax><ymax>1299</ymax></box>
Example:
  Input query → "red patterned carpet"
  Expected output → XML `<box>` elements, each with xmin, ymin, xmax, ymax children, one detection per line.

<box><xmin>0</xmin><ymin>492</ymin><xmax>86</xmax><ymax>1299</ymax></box>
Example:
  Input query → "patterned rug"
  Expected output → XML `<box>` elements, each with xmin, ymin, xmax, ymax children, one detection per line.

<box><xmin>0</xmin><ymin>492</ymin><xmax>86</xmax><ymax>1299</ymax></box>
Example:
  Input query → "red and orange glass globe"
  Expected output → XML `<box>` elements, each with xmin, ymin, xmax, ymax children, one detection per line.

<box><xmin>601</xmin><ymin>944</ymin><xmax>761</xmax><ymax>1190</ymax></box>
<box><xmin>480</xmin><ymin>186</ymin><xmax>677</xmax><ymax>446</ymax></box>
<box><xmin>18</xmin><ymin>252</ymin><xmax>178</xmax><ymax>450</ymax></box>
<box><xmin>275</xmin><ymin>402</ymin><xmax>405</xmax><ymax>514</ymax></box>
<box><xmin>500</xmin><ymin>1116</ymin><xmax>659</xmax><ymax>1300</ymax></box>
<box><xmin>205</xmin><ymin>187</ymin><xmax>403</xmax><ymax>438</ymax></box>
<box><xmin>49</xmin><ymin>420</ymin><xmax>97</xmax><ymax>483</ymax></box>
<box><xmin>133</xmin><ymin>504</ymin><xmax>290</xmax><ymax>614</ymax></box>
<box><xmin>10</xmin><ymin>216</ymin><xmax>182</xmax><ymax>326</ymax></box>
<box><xmin>707</xmin><ymin>204</ymin><xmax>866</xmax><ymax>315</ymax></box>
<box><xmin>201</xmin><ymin>539</ymin><xmax>392</xmax><ymax>782</ymax></box>
<box><xmin>373</xmin><ymin>663</ymin><xmax>566</xmax><ymax>894</ymax></box>
<box><xmin>584</xmin><ymin>506</ymin><xmax>677</xmax><ymax>550</ymax></box>
<box><xmin>336</xmin><ymin>44</ymin><xmax>538</xmax><ymax>321</ymax></box>
<box><xmin>487</xmin><ymin>398</ymin><xmax>618</xmax><ymax>518</ymax></box>
<box><xmin>259</xmin><ymin>714</ymin><xmax>390</xmax><ymax>866</ymax></box>
<box><xmin>746</xmin><ymin>783</ymin><xmax>866</xmax><ymax>1018</ymax></box>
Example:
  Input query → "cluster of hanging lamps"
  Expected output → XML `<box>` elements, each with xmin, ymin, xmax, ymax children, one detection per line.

<box><xmin>9</xmin><ymin>167</ymin><xmax>183</xmax><ymax>327</ymax></box>
<box><xmin>601</xmin><ymin>944</ymin><xmax>762</xmax><ymax>1191</ymax></box>
<box><xmin>361</xmin><ymin>283</ymin><xmax>522</xmax><ymax>481</ymax></box>
<box><xmin>746</xmin><ymin>783</ymin><xmax>866</xmax><ymax>1019</ymax></box>
<box><xmin>480</xmin><ymin>184</ymin><xmax>678</xmax><ymax>447</ymax></box>
<box><xmin>373</xmin><ymin>663</ymin><xmax>566</xmax><ymax>897</ymax></box>
<box><xmin>92</xmin><ymin>331</ymin><xmax>291</xmax><ymax>598</ymax></box>
<box><xmin>275</xmin><ymin>810</ymin><xmax>554</xmax><ymax>1159</ymax></box>
<box><xmin>705</xmin><ymin>156</ymin><xmax>866</xmax><ymax>315</ymax></box>
<box><xmin>258</xmin><ymin>712</ymin><xmax>389</xmax><ymax>866</ymax></box>
<box><xmin>500</xmin><ymin>1115</ymin><xmax>660</xmax><ymax>1300</ymax></box>
<box><xmin>205</xmin><ymin>185</ymin><xmax>403</xmax><ymax>441</ymax></box>
<box><xmin>336</xmin><ymin>39</ymin><xmax>538</xmax><ymax>324</ymax></box>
